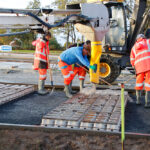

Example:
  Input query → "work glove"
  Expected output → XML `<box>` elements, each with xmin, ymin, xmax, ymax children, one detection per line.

<box><xmin>90</xmin><ymin>64</ymin><xmax>97</xmax><ymax>73</ymax></box>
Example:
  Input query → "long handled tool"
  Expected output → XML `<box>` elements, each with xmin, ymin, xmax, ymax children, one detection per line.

<box><xmin>46</xmin><ymin>49</ymin><xmax>55</xmax><ymax>95</ymax></box>
<box><xmin>123</xmin><ymin>75</ymin><xmax>136</xmax><ymax>84</ymax></box>
<box><xmin>76</xmin><ymin>63</ymin><xmax>112</xmax><ymax>86</ymax></box>
<box><xmin>76</xmin><ymin>63</ymin><xmax>136</xmax><ymax>89</ymax></box>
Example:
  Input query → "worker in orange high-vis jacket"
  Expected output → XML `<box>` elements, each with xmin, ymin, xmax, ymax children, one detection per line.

<box><xmin>33</xmin><ymin>31</ymin><xmax>51</xmax><ymax>95</ymax></box>
<box><xmin>130</xmin><ymin>34</ymin><xmax>150</xmax><ymax>108</ymax></box>
<box><xmin>68</xmin><ymin>40</ymin><xmax>91</xmax><ymax>93</ymax></box>
<box><xmin>58</xmin><ymin>42</ymin><xmax>96</xmax><ymax>98</ymax></box>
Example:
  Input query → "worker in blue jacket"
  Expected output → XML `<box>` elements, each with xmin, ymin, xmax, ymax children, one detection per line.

<box><xmin>58</xmin><ymin>42</ymin><xmax>96</xmax><ymax>98</ymax></box>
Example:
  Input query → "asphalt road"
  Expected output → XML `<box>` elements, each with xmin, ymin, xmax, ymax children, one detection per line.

<box><xmin>0</xmin><ymin>91</ymin><xmax>67</xmax><ymax>125</ymax></box>
<box><xmin>0</xmin><ymin>57</ymin><xmax>148</xmax><ymax>134</ymax></box>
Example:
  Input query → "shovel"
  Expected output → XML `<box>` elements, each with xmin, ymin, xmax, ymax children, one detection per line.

<box><xmin>46</xmin><ymin>49</ymin><xmax>55</xmax><ymax>95</ymax></box>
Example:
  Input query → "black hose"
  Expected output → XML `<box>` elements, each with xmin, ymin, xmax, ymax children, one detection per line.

<box><xmin>0</xmin><ymin>8</ymin><xmax>93</xmax><ymax>29</ymax></box>
<box><xmin>27</xmin><ymin>12</ymin><xmax>92</xmax><ymax>28</ymax></box>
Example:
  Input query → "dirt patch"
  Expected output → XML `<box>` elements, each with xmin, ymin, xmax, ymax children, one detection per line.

<box><xmin>0</xmin><ymin>129</ymin><xmax>150</xmax><ymax>150</ymax></box>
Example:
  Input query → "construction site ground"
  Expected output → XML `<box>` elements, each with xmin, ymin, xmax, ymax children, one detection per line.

<box><xmin>0</xmin><ymin>53</ymin><xmax>150</xmax><ymax>150</ymax></box>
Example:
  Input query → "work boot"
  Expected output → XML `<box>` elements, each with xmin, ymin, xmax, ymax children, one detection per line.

<box><xmin>38</xmin><ymin>80</ymin><xmax>49</xmax><ymax>95</ymax></box>
<box><xmin>136</xmin><ymin>90</ymin><xmax>142</xmax><ymax>105</ymax></box>
<box><xmin>69</xmin><ymin>81</ymin><xmax>77</xmax><ymax>94</ymax></box>
<box><xmin>145</xmin><ymin>91</ymin><xmax>150</xmax><ymax>108</ymax></box>
<box><xmin>80</xmin><ymin>80</ymin><xmax>85</xmax><ymax>92</ymax></box>
<box><xmin>64</xmin><ymin>84</ymin><xmax>72</xmax><ymax>98</ymax></box>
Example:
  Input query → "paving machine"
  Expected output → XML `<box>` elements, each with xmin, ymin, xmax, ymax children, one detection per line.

<box><xmin>0</xmin><ymin>0</ymin><xmax>149</xmax><ymax>84</ymax></box>
<box><xmin>85</xmin><ymin>0</ymin><xmax>150</xmax><ymax>84</ymax></box>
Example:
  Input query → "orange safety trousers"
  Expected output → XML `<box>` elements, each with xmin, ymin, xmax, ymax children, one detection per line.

<box><xmin>73</xmin><ymin>66</ymin><xmax>86</xmax><ymax>80</ymax></box>
<box><xmin>58</xmin><ymin>58</ymin><xmax>74</xmax><ymax>85</ymax></box>
<box><xmin>135</xmin><ymin>70</ymin><xmax>150</xmax><ymax>91</ymax></box>
<box><xmin>38</xmin><ymin>69</ymin><xmax>47</xmax><ymax>80</ymax></box>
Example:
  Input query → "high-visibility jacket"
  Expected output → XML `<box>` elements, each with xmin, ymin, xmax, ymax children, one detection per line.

<box><xmin>130</xmin><ymin>38</ymin><xmax>150</xmax><ymax>74</ymax></box>
<box><xmin>33</xmin><ymin>38</ymin><xmax>49</xmax><ymax>70</ymax></box>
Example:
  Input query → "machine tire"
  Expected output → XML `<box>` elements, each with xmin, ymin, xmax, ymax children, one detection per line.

<box><xmin>99</xmin><ymin>55</ymin><xmax>121</xmax><ymax>84</ymax></box>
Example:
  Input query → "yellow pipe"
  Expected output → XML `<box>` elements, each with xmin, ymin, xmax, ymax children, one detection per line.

<box><xmin>90</xmin><ymin>41</ymin><xmax>102</xmax><ymax>84</ymax></box>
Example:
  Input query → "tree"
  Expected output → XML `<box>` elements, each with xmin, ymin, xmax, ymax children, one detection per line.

<box><xmin>0</xmin><ymin>0</ymin><xmax>41</xmax><ymax>50</ymax></box>
<box><xmin>49</xmin><ymin>37</ymin><xmax>62</xmax><ymax>50</ymax></box>
<box><xmin>51</xmin><ymin>0</ymin><xmax>86</xmax><ymax>48</ymax></box>
<box><xmin>26</xmin><ymin>0</ymin><xmax>41</xmax><ymax>9</ymax></box>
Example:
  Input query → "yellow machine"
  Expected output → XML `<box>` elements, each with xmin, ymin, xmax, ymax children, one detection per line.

<box><xmin>90</xmin><ymin>41</ymin><xmax>102</xmax><ymax>83</ymax></box>
<box><xmin>86</xmin><ymin>0</ymin><xmax>124</xmax><ymax>84</ymax></box>
<box><xmin>1</xmin><ymin>0</ymin><xmax>148</xmax><ymax>85</ymax></box>
<box><xmin>75</xmin><ymin>3</ymin><xmax>109</xmax><ymax>84</ymax></box>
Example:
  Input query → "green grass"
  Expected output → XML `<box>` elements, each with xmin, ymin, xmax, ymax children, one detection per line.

<box><xmin>12</xmin><ymin>50</ymin><xmax>35</xmax><ymax>53</ymax></box>
<box><xmin>0</xmin><ymin>50</ymin><xmax>63</xmax><ymax>55</ymax></box>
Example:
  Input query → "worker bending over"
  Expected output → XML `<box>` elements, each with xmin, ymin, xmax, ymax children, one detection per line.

<box><xmin>58</xmin><ymin>42</ymin><xmax>96</xmax><ymax>98</ymax></box>
<box><xmin>33</xmin><ymin>31</ymin><xmax>51</xmax><ymax>95</ymax></box>
<box><xmin>69</xmin><ymin>41</ymin><xmax>91</xmax><ymax>92</ymax></box>
<box><xmin>130</xmin><ymin>34</ymin><xmax>150</xmax><ymax>108</ymax></box>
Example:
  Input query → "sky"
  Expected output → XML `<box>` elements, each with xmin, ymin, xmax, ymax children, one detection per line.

<box><xmin>0</xmin><ymin>0</ymin><xmax>53</xmax><ymax>9</ymax></box>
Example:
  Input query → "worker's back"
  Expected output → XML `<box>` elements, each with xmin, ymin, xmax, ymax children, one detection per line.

<box><xmin>60</xmin><ymin>47</ymin><xmax>82</xmax><ymax>64</ymax></box>
<box><xmin>130</xmin><ymin>38</ymin><xmax>150</xmax><ymax>74</ymax></box>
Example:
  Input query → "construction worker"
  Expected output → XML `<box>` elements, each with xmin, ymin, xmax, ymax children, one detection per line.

<box><xmin>69</xmin><ymin>41</ymin><xmax>91</xmax><ymax>92</ymax></box>
<box><xmin>33</xmin><ymin>31</ymin><xmax>51</xmax><ymax>95</ymax></box>
<box><xmin>130</xmin><ymin>34</ymin><xmax>150</xmax><ymax>108</ymax></box>
<box><xmin>58</xmin><ymin>42</ymin><xmax>96</xmax><ymax>98</ymax></box>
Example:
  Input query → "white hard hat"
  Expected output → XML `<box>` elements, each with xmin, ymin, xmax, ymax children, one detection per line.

<box><xmin>136</xmin><ymin>34</ymin><xmax>145</xmax><ymax>40</ymax></box>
